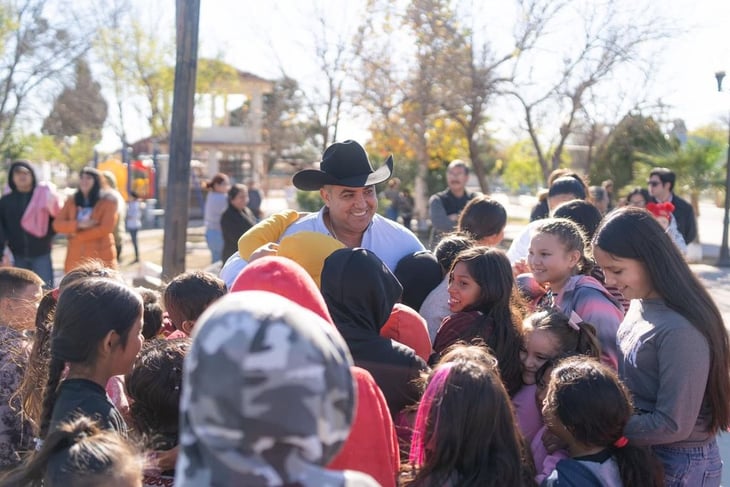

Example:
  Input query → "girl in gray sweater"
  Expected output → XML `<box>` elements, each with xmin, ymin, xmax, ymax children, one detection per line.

<box><xmin>593</xmin><ymin>207</ymin><xmax>730</xmax><ymax>487</ymax></box>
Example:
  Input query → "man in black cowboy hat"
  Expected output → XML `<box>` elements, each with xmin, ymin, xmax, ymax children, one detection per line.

<box><xmin>284</xmin><ymin>140</ymin><xmax>424</xmax><ymax>270</ymax></box>
<box><xmin>219</xmin><ymin>140</ymin><xmax>424</xmax><ymax>285</ymax></box>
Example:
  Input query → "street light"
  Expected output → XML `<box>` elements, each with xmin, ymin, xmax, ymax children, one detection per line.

<box><xmin>716</xmin><ymin>71</ymin><xmax>730</xmax><ymax>267</ymax></box>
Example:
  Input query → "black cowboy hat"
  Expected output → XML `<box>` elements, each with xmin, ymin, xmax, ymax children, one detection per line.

<box><xmin>292</xmin><ymin>140</ymin><xmax>393</xmax><ymax>191</ymax></box>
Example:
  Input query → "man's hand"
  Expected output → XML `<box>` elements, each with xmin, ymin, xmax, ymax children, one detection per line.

<box><xmin>238</xmin><ymin>209</ymin><xmax>300</xmax><ymax>259</ymax></box>
<box><xmin>448</xmin><ymin>213</ymin><xmax>459</xmax><ymax>222</ymax></box>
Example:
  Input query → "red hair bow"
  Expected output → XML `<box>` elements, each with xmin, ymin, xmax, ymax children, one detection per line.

<box><xmin>646</xmin><ymin>201</ymin><xmax>675</xmax><ymax>219</ymax></box>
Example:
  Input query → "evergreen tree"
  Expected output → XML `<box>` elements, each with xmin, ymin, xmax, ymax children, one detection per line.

<box><xmin>42</xmin><ymin>58</ymin><xmax>108</xmax><ymax>141</ymax></box>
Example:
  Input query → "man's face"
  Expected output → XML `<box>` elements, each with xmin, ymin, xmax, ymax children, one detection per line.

<box><xmin>648</xmin><ymin>175</ymin><xmax>670</xmax><ymax>200</ymax></box>
<box><xmin>320</xmin><ymin>185</ymin><xmax>377</xmax><ymax>234</ymax></box>
<box><xmin>12</xmin><ymin>166</ymin><xmax>33</xmax><ymax>192</ymax></box>
<box><xmin>447</xmin><ymin>166</ymin><xmax>468</xmax><ymax>194</ymax></box>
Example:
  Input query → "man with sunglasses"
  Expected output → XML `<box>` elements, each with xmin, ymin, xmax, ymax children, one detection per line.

<box><xmin>648</xmin><ymin>168</ymin><xmax>697</xmax><ymax>244</ymax></box>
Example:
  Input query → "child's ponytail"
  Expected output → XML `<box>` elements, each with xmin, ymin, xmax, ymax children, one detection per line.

<box><xmin>612</xmin><ymin>441</ymin><xmax>664</xmax><ymax>487</ymax></box>
<box><xmin>544</xmin><ymin>357</ymin><xmax>665</xmax><ymax>487</ymax></box>
<box><xmin>577</xmin><ymin>253</ymin><xmax>595</xmax><ymax>276</ymax></box>
<box><xmin>38</xmin><ymin>357</ymin><xmax>65</xmax><ymax>439</ymax></box>
<box><xmin>574</xmin><ymin>321</ymin><xmax>601</xmax><ymax>359</ymax></box>
<box><xmin>38</xmin><ymin>278</ymin><xmax>142</xmax><ymax>439</ymax></box>
<box><xmin>0</xmin><ymin>417</ymin><xmax>144</xmax><ymax>487</ymax></box>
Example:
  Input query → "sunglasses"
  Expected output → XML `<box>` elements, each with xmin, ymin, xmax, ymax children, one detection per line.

<box><xmin>647</xmin><ymin>180</ymin><xmax>662</xmax><ymax>187</ymax></box>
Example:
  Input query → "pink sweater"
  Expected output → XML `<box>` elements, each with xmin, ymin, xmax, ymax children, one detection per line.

<box><xmin>21</xmin><ymin>182</ymin><xmax>62</xmax><ymax>238</ymax></box>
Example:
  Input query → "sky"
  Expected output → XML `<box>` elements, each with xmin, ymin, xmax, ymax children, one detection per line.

<box><xmin>98</xmin><ymin>0</ymin><xmax>730</xmax><ymax>152</ymax></box>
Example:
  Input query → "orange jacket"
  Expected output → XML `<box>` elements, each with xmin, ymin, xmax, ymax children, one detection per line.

<box><xmin>53</xmin><ymin>195</ymin><xmax>118</xmax><ymax>272</ymax></box>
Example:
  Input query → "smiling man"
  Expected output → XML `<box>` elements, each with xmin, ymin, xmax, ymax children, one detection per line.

<box><xmin>283</xmin><ymin>140</ymin><xmax>425</xmax><ymax>269</ymax></box>
<box><xmin>220</xmin><ymin>140</ymin><xmax>425</xmax><ymax>286</ymax></box>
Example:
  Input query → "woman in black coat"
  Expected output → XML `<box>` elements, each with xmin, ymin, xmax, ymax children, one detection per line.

<box><xmin>220</xmin><ymin>184</ymin><xmax>257</xmax><ymax>262</ymax></box>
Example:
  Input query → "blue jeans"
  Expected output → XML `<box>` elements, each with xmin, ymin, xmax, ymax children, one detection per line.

<box><xmin>653</xmin><ymin>439</ymin><xmax>722</xmax><ymax>487</ymax></box>
<box><xmin>205</xmin><ymin>228</ymin><xmax>224</xmax><ymax>264</ymax></box>
<box><xmin>14</xmin><ymin>253</ymin><xmax>54</xmax><ymax>288</ymax></box>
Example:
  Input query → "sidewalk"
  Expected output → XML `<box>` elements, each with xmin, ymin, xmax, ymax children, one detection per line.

<box><xmin>50</xmin><ymin>223</ymin><xmax>212</xmax><ymax>286</ymax></box>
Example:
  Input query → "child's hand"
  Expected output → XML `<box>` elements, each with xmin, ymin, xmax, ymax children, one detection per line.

<box><xmin>249</xmin><ymin>242</ymin><xmax>280</xmax><ymax>262</ymax></box>
<box><xmin>154</xmin><ymin>445</ymin><xmax>179</xmax><ymax>471</ymax></box>
<box><xmin>513</xmin><ymin>259</ymin><xmax>530</xmax><ymax>277</ymax></box>
<box><xmin>541</xmin><ymin>429</ymin><xmax>568</xmax><ymax>453</ymax></box>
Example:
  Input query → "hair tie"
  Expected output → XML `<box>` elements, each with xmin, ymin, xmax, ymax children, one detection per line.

<box><xmin>613</xmin><ymin>436</ymin><xmax>629</xmax><ymax>448</ymax></box>
<box><xmin>51</xmin><ymin>287</ymin><xmax>60</xmax><ymax>300</ymax></box>
<box><xmin>567</xmin><ymin>311</ymin><xmax>582</xmax><ymax>331</ymax></box>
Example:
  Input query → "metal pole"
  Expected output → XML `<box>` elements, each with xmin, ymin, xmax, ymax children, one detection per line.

<box><xmin>717</xmin><ymin>71</ymin><xmax>730</xmax><ymax>267</ymax></box>
<box><xmin>718</xmin><ymin>113</ymin><xmax>730</xmax><ymax>267</ymax></box>
<box><xmin>153</xmin><ymin>141</ymin><xmax>160</xmax><ymax>209</ymax></box>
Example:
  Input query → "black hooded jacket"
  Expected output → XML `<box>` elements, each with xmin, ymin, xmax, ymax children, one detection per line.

<box><xmin>321</xmin><ymin>248</ymin><xmax>428</xmax><ymax>417</ymax></box>
<box><xmin>0</xmin><ymin>161</ymin><xmax>55</xmax><ymax>258</ymax></box>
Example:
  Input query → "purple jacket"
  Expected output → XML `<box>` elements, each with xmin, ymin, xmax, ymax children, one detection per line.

<box><xmin>556</xmin><ymin>275</ymin><xmax>624</xmax><ymax>369</ymax></box>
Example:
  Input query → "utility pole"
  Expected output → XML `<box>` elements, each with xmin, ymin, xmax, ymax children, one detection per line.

<box><xmin>162</xmin><ymin>0</ymin><xmax>200</xmax><ymax>279</ymax></box>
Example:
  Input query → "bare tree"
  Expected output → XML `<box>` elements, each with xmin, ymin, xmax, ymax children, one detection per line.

<box><xmin>506</xmin><ymin>0</ymin><xmax>674</xmax><ymax>182</ymax></box>
<box><xmin>353</xmin><ymin>0</ymin><xmax>454</xmax><ymax>221</ymax></box>
<box><xmin>439</xmin><ymin>0</ymin><xmax>564</xmax><ymax>192</ymax></box>
<box><xmin>91</xmin><ymin>0</ymin><xmax>176</xmax><ymax>147</ymax></box>
<box><xmin>0</xmin><ymin>0</ymin><xmax>92</xmax><ymax>157</ymax></box>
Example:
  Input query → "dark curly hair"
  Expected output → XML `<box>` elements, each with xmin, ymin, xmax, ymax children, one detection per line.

<box><xmin>126</xmin><ymin>338</ymin><xmax>191</xmax><ymax>449</ymax></box>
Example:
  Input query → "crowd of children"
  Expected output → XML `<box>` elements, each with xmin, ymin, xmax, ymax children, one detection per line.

<box><xmin>0</xmin><ymin>178</ymin><xmax>726</xmax><ymax>487</ymax></box>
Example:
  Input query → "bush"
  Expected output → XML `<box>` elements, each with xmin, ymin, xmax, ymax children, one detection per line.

<box><xmin>295</xmin><ymin>190</ymin><xmax>322</xmax><ymax>212</ymax></box>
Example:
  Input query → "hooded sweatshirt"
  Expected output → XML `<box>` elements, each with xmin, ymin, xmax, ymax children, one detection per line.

<box><xmin>555</xmin><ymin>274</ymin><xmax>624</xmax><ymax>369</ymax></box>
<box><xmin>321</xmin><ymin>248</ymin><xmax>429</xmax><ymax>417</ymax></box>
<box><xmin>231</xmin><ymin>256</ymin><xmax>400</xmax><ymax>487</ymax></box>
<box><xmin>176</xmin><ymin>291</ymin><xmax>378</xmax><ymax>487</ymax></box>
<box><xmin>0</xmin><ymin>161</ymin><xmax>55</xmax><ymax>258</ymax></box>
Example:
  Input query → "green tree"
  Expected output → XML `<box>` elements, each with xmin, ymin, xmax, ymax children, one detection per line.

<box><xmin>42</xmin><ymin>58</ymin><xmax>107</xmax><ymax>141</ymax></box>
<box><xmin>262</xmin><ymin>76</ymin><xmax>319</xmax><ymax>174</ymax></box>
<box><xmin>507</xmin><ymin>0</ymin><xmax>674</xmax><ymax>183</ymax></box>
<box><xmin>17</xmin><ymin>133</ymin><xmax>62</xmax><ymax>162</ymax></box>
<box><xmin>61</xmin><ymin>134</ymin><xmax>96</xmax><ymax>172</ymax></box>
<box><xmin>501</xmin><ymin>139</ymin><xmax>544</xmax><ymax>192</ymax></box>
<box><xmin>590</xmin><ymin>112</ymin><xmax>669</xmax><ymax>189</ymax></box>
<box><xmin>639</xmin><ymin>133</ymin><xmax>724</xmax><ymax>213</ymax></box>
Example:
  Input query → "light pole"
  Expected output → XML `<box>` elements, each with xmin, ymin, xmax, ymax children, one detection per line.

<box><xmin>716</xmin><ymin>71</ymin><xmax>730</xmax><ymax>267</ymax></box>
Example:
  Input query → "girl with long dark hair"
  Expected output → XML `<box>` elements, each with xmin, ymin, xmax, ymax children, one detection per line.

<box><xmin>593</xmin><ymin>207</ymin><xmax>730</xmax><ymax>486</ymax></box>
